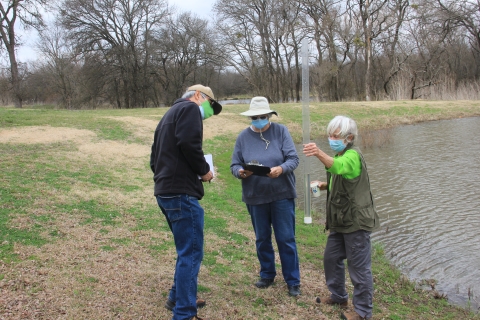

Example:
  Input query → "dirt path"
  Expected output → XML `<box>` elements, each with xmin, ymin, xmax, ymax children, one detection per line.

<box><xmin>0</xmin><ymin>113</ymin><xmax>248</xmax><ymax>161</ymax></box>
<box><xmin>0</xmin><ymin>113</ymin><xmax>248</xmax><ymax>147</ymax></box>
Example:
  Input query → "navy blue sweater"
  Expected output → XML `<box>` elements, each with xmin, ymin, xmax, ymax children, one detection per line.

<box><xmin>150</xmin><ymin>98</ymin><xmax>210</xmax><ymax>199</ymax></box>
<box><xmin>230</xmin><ymin>122</ymin><xmax>299</xmax><ymax>205</ymax></box>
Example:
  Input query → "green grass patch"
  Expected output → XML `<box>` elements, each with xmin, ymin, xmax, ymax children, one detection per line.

<box><xmin>1</xmin><ymin>102</ymin><xmax>479</xmax><ymax>319</ymax></box>
<box><xmin>59</xmin><ymin>200</ymin><xmax>120</xmax><ymax>225</ymax></box>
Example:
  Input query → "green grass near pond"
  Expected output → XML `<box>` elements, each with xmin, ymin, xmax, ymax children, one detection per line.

<box><xmin>0</xmin><ymin>101</ymin><xmax>479</xmax><ymax>318</ymax></box>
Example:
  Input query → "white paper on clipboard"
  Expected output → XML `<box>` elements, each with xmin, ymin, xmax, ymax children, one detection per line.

<box><xmin>198</xmin><ymin>154</ymin><xmax>214</xmax><ymax>179</ymax></box>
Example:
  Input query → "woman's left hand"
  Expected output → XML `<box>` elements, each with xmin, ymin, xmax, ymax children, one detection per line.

<box><xmin>267</xmin><ymin>166</ymin><xmax>283</xmax><ymax>178</ymax></box>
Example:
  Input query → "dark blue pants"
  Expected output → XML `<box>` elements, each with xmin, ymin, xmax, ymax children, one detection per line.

<box><xmin>246</xmin><ymin>198</ymin><xmax>300</xmax><ymax>286</ymax></box>
<box><xmin>156</xmin><ymin>194</ymin><xmax>204</xmax><ymax>320</ymax></box>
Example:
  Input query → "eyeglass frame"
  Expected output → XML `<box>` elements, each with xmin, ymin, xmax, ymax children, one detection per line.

<box><xmin>200</xmin><ymin>93</ymin><xmax>213</xmax><ymax>104</ymax></box>
<box><xmin>250</xmin><ymin>115</ymin><xmax>269</xmax><ymax>120</ymax></box>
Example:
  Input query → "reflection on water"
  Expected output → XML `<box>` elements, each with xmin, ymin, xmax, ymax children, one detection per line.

<box><xmin>296</xmin><ymin>117</ymin><xmax>480</xmax><ymax>311</ymax></box>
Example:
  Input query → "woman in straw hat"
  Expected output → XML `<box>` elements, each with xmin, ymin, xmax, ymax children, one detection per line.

<box><xmin>230</xmin><ymin>96</ymin><xmax>301</xmax><ymax>297</ymax></box>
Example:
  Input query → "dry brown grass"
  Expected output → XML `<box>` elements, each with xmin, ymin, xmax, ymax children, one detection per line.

<box><xmin>0</xmin><ymin>117</ymin><xmax>344</xmax><ymax>319</ymax></box>
<box><xmin>0</xmin><ymin>126</ymin><xmax>96</xmax><ymax>144</ymax></box>
<box><xmin>1</xmin><ymin>101</ymin><xmax>479</xmax><ymax>319</ymax></box>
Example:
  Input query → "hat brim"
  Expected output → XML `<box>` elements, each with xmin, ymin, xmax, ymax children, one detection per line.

<box><xmin>240</xmin><ymin>109</ymin><xmax>278</xmax><ymax>116</ymax></box>
<box><xmin>211</xmin><ymin>99</ymin><xmax>222</xmax><ymax>115</ymax></box>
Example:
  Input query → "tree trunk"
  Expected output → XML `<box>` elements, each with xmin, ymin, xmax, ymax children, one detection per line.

<box><xmin>10</xmin><ymin>59</ymin><xmax>23</xmax><ymax>108</ymax></box>
<box><xmin>3</xmin><ymin>18</ymin><xmax>23</xmax><ymax>108</ymax></box>
<box><xmin>365</xmin><ymin>33</ymin><xmax>372</xmax><ymax>101</ymax></box>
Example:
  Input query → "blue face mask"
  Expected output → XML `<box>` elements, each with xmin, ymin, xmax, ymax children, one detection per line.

<box><xmin>251</xmin><ymin>119</ymin><xmax>269</xmax><ymax>129</ymax></box>
<box><xmin>328</xmin><ymin>138</ymin><xmax>346</xmax><ymax>153</ymax></box>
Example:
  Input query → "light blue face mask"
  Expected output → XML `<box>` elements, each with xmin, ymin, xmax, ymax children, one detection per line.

<box><xmin>328</xmin><ymin>138</ymin><xmax>346</xmax><ymax>153</ymax></box>
<box><xmin>252</xmin><ymin>119</ymin><xmax>269</xmax><ymax>129</ymax></box>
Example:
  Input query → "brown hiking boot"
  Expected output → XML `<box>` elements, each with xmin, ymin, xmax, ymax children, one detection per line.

<box><xmin>194</xmin><ymin>298</ymin><xmax>206</xmax><ymax>309</ymax></box>
<box><xmin>165</xmin><ymin>297</ymin><xmax>206</xmax><ymax>311</ymax></box>
<box><xmin>315</xmin><ymin>296</ymin><xmax>348</xmax><ymax>308</ymax></box>
<box><xmin>341</xmin><ymin>311</ymin><xmax>367</xmax><ymax>320</ymax></box>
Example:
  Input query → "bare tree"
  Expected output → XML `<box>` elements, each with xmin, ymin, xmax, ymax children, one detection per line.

<box><xmin>59</xmin><ymin>0</ymin><xmax>168</xmax><ymax>108</ymax></box>
<box><xmin>274</xmin><ymin>0</ymin><xmax>304</xmax><ymax>102</ymax></box>
<box><xmin>21</xmin><ymin>61</ymin><xmax>56</xmax><ymax>104</ymax></box>
<box><xmin>0</xmin><ymin>0</ymin><xmax>47</xmax><ymax>108</ymax></box>
<box><xmin>36</xmin><ymin>24</ymin><xmax>79</xmax><ymax>108</ymax></box>
<box><xmin>214</xmin><ymin>0</ymin><xmax>267</xmax><ymax>96</ymax></box>
<box><xmin>151</xmin><ymin>12</ymin><xmax>218</xmax><ymax>105</ymax></box>
<box><xmin>347</xmin><ymin>0</ymin><xmax>389</xmax><ymax>100</ymax></box>
<box><xmin>301</xmin><ymin>0</ymin><xmax>350</xmax><ymax>101</ymax></box>
<box><xmin>434</xmin><ymin>0</ymin><xmax>480</xmax><ymax>55</ymax></box>
<box><xmin>5</xmin><ymin>0</ymin><xmax>480</xmax><ymax>106</ymax></box>
<box><xmin>376</xmin><ymin>0</ymin><xmax>412</xmax><ymax>98</ymax></box>
<box><xmin>214</xmin><ymin>0</ymin><xmax>304</xmax><ymax>102</ymax></box>
<box><xmin>0</xmin><ymin>66</ymin><xmax>11</xmax><ymax>104</ymax></box>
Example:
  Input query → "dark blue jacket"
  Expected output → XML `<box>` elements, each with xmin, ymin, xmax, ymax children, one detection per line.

<box><xmin>150</xmin><ymin>98</ymin><xmax>210</xmax><ymax>199</ymax></box>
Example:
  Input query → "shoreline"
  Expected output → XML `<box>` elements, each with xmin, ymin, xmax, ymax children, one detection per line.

<box><xmin>0</xmin><ymin>101</ymin><xmax>479</xmax><ymax>319</ymax></box>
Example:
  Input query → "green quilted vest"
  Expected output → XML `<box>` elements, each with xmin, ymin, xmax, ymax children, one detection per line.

<box><xmin>325</xmin><ymin>147</ymin><xmax>380</xmax><ymax>233</ymax></box>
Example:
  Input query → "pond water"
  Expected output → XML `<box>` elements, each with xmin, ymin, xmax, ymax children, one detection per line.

<box><xmin>295</xmin><ymin>116</ymin><xmax>480</xmax><ymax>311</ymax></box>
<box><xmin>218</xmin><ymin>99</ymin><xmax>251</xmax><ymax>105</ymax></box>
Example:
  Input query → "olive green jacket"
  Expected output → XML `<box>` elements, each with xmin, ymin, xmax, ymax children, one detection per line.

<box><xmin>325</xmin><ymin>147</ymin><xmax>380</xmax><ymax>233</ymax></box>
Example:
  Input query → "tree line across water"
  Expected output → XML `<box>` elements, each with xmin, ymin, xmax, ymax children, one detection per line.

<box><xmin>1</xmin><ymin>0</ymin><xmax>480</xmax><ymax>109</ymax></box>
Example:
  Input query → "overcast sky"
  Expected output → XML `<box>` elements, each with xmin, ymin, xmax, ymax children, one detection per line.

<box><xmin>15</xmin><ymin>0</ymin><xmax>216</xmax><ymax>61</ymax></box>
<box><xmin>171</xmin><ymin>0</ymin><xmax>214</xmax><ymax>18</ymax></box>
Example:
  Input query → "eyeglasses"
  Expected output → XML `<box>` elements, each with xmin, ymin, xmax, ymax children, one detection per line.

<box><xmin>200</xmin><ymin>93</ymin><xmax>213</xmax><ymax>104</ymax></box>
<box><xmin>250</xmin><ymin>116</ymin><xmax>268</xmax><ymax>120</ymax></box>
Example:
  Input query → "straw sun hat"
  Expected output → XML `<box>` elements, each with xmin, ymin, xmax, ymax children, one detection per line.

<box><xmin>240</xmin><ymin>96</ymin><xmax>278</xmax><ymax>117</ymax></box>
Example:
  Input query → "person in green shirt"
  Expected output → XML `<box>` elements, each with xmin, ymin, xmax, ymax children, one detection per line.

<box><xmin>303</xmin><ymin>115</ymin><xmax>380</xmax><ymax>320</ymax></box>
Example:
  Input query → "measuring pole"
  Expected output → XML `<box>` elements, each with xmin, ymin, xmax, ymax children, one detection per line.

<box><xmin>301</xmin><ymin>38</ymin><xmax>312</xmax><ymax>224</ymax></box>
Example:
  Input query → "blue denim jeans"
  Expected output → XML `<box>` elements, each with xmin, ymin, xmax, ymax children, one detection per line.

<box><xmin>324</xmin><ymin>230</ymin><xmax>373</xmax><ymax>319</ymax></box>
<box><xmin>246</xmin><ymin>198</ymin><xmax>300</xmax><ymax>286</ymax></box>
<box><xmin>156</xmin><ymin>194</ymin><xmax>204</xmax><ymax>320</ymax></box>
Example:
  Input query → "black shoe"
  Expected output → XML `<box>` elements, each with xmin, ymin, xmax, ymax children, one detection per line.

<box><xmin>255</xmin><ymin>278</ymin><xmax>274</xmax><ymax>288</ymax></box>
<box><xmin>288</xmin><ymin>285</ymin><xmax>301</xmax><ymax>297</ymax></box>
<box><xmin>165</xmin><ymin>298</ymin><xmax>206</xmax><ymax>311</ymax></box>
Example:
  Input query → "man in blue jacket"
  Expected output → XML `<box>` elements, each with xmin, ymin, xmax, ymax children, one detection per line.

<box><xmin>150</xmin><ymin>84</ymin><xmax>222</xmax><ymax>320</ymax></box>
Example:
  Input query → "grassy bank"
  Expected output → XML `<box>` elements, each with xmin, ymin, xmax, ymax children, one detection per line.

<box><xmin>1</xmin><ymin>100</ymin><xmax>479</xmax><ymax>319</ymax></box>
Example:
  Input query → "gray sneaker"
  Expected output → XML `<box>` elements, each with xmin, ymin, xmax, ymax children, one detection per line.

<box><xmin>255</xmin><ymin>278</ymin><xmax>274</xmax><ymax>288</ymax></box>
<box><xmin>288</xmin><ymin>285</ymin><xmax>301</xmax><ymax>297</ymax></box>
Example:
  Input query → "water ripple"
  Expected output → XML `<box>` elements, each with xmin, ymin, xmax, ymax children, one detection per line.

<box><xmin>296</xmin><ymin>116</ymin><xmax>480</xmax><ymax>310</ymax></box>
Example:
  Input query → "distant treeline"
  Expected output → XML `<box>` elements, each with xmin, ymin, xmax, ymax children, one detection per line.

<box><xmin>1</xmin><ymin>0</ymin><xmax>480</xmax><ymax>109</ymax></box>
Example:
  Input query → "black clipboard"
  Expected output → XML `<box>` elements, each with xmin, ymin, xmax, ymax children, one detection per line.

<box><xmin>241</xmin><ymin>163</ymin><xmax>271</xmax><ymax>176</ymax></box>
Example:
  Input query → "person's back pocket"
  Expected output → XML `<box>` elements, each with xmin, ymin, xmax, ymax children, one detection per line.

<box><xmin>158</xmin><ymin>195</ymin><xmax>183</xmax><ymax>222</ymax></box>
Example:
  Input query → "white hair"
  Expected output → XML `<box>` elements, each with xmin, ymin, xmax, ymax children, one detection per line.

<box><xmin>326</xmin><ymin>115</ymin><xmax>358</xmax><ymax>142</ymax></box>
<box><xmin>182</xmin><ymin>90</ymin><xmax>196</xmax><ymax>99</ymax></box>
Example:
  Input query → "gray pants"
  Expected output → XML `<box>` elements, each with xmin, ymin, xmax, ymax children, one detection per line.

<box><xmin>324</xmin><ymin>230</ymin><xmax>373</xmax><ymax>319</ymax></box>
